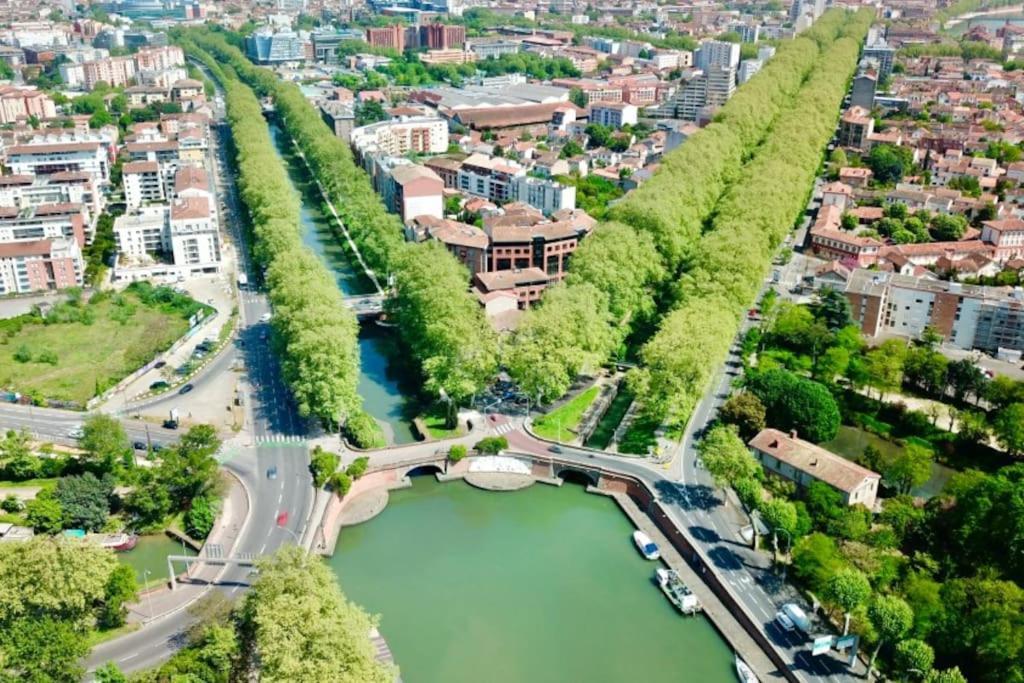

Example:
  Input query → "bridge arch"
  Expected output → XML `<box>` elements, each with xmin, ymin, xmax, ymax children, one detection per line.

<box><xmin>554</xmin><ymin>465</ymin><xmax>599</xmax><ymax>487</ymax></box>
<box><xmin>403</xmin><ymin>463</ymin><xmax>446</xmax><ymax>479</ymax></box>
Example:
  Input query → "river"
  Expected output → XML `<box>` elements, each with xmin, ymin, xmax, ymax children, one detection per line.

<box><xmin>266</xmin><ymin>122</ymin><xmax>416</xmax><ymax>445</ymax></box>
<box><xmin>328</xmin><ymin>477</ymin><xmax>734</xmax><ymax>682</ymax></box>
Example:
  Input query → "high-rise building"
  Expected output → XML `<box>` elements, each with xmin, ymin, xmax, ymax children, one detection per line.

<box><xmin>366</xmin><ymin>25</ymin><xmax>410</xmax><ymax>52</ymax></box>
<box><xmin>245</xmin><ymin>28</ymin><xmax>304</xmax><ymax>64</ymax></box>
<box><xmin>704</xmin><ymin>65</ymin><xmax>736</xmax><ymax>109</ymax></box>
<box><xmin>863</xmin><ymin>37</ymin><xmax>896</xmax><ymax>81</ymax></box>
<box><xmin>421</xmin><ymin>23</ymin><xmax>466</xmax><ymax>50</ymax></box>
<box><xmin>695</xmin><ymin>40</ymin><xmax>740</xmax><ymax>71</ymax></box>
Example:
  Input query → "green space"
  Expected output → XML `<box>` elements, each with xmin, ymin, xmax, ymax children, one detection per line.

<box><xmin>0</xmin><ymin>284</ymin><xmax>205</xmax><ymax>406</ymax></box>
<box><xmin>532</xmin><ymin>386</ymin><xmax>599</xmax><ymax>441</ymax></box>
<box><xmin>617</xmin><ymin>413</ymin><xmax>661</xmax><ymax>456</ymax></box>
<box><xmin>584</xmin><ymin>388</ymin><xmax>633</xmax><ymax>450</ymax></box>
<box><xmin>418</xmin><ymin>407</ymin><xmax>466</xmax><ymax>440</ymax></box>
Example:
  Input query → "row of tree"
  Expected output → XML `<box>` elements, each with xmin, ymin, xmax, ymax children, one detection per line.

<box><xmin>181</xmin><ymin>38</ymin><xmax>364</xmax><ymax>431</ymax></box>
<box><xmin>632</xmin><ymin>25</ymin><xmax>870</xmax><ymax>429</ymax></box>
<box><xmin>504</xmin><ymin>9</ymin><xmax>872</xmax><ymax>404</ymax></box>
<box><xmin>186</xmin><ymin>30</ymin><xmax>498</xmax><ymax>426</ymax></box>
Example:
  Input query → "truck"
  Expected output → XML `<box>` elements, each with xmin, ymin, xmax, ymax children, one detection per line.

<box><xmin>775</xmin><ymin>603</ymin><xmax>811</xmax><ymax>634</ymax></box>
<box><xmin>237</xmin><ymin>272</ymin><xmax>248</xmax><ymax>289</ymax></box>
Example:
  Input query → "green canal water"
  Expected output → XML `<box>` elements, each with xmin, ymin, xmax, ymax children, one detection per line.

<box><xmin>117</xmin><ymin>534</ymin><xmax>196</xmax><ymax>586</ymax></box>
<box><xmin>329</xmin><ymin>477</ymin><xmax>734</xmax><ymax>683</ymax></box>
<box><xmin>267</xmin><ymin>121</ymin><xmax>416</xmax><ymax>445</ymax></box>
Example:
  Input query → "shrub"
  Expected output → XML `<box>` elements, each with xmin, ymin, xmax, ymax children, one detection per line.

<box><xmin>1</xmin><ymin>494</ymin><xmax>23</xmax><ymax>513</ymax></box>
<box><xmin>474</xmin><ymin>436</ymin><xmax>508</xmax><ymax>455</ymax></box>
<box><xmin>328</xmin><ymin>471</ymin><xmax>352</xmax><ymax>498</ymax></box>
<box><xmin>309</xmin><ymin>446</ymin><xmax>340</xmax><ymax>488</ymax></box>
<box><xmin>35</xmin><ymin>349</ymin><xmax>58</xmax><ymax>365</ymax></box>
<box><xmin>448</xmin><ymin>444</ymin><xmax>468</xmax><ymax>462</ymax></box>
<box><xmin>343</xmin><ymin>411</ymin><xmax>386</xmax><ymax>449</ymax></box>
<box><xmin>184</xmin><ymin>494</ymin><xmax>217</xmax><ymax>539</ymax></box>
<box><xmin>345</xmin><ymin>456</ymin><xmax>369</xmax><ymax>480</ymax></box>
<box><xmin>12</xmin><ymin>345</ymin><xmax>32</xmax><ymax>363</ymax></box>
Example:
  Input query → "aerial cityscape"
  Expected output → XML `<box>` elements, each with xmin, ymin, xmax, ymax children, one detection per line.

<box><xmin>0</xmin><ymin>0</ymin><xmax>1022</xmax><ymax>681</ymax></box>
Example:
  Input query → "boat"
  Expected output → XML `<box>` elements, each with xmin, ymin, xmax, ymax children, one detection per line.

<box><xmin>655</xmin><ymin>568</ymin><xmax>700</xmax><ymax>614</ymax></box>
<box><xmin>735</xmin><ymin>654</ymin><xmax>759</xmax><ymax>683</ymax></box>
<box><xmin>632</xmin><ymin>530</ymin><xmax>661</xmax><ymax>560</ymax></box>
<box><xmin>96</xmin><ymin>533</ymin><xmax>138</xmax><ymax>552</ymax></box>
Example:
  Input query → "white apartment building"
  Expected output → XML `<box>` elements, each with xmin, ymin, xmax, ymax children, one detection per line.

<box><xmin>696</xmin><ymin>40</ymin><xmax>740</xmax><ymax>70</ymax></box>
<box><xmin>513</xmin><ymin>176</ymin><xmax>577</xmax><ymax>216</ymax></box>
<box><xmin>739</xmin><ymin>59</ymin><xmax>764</xmax><ymax>84</ymax></box>
<box><xmin>0</xmin><ymin>86</ymin><xmax>57</xmax><ymax>124</ymax></box>
<box><xmin>457</xmin><ymin>153</ymin><xmax>525</xmax><ymax>204</ymax></box>
<box><xmin>170</xmin><ymin>197</ymin><xmax>220</xmax><ymax>271</ymax></box>
<box><xmin>5</xmin><ymin>141</ymin><xmax>110</xmax><ymax>184</ymax></box>
<box><xmin>134</xmin><ymin>46</ymin><xmax>185</xmax><ymax>72</ymax></box>
<box><xmin>123</xmin><ymin>160</ymin><xmax>165</xmax><ymax>210</ymax></box>
<box><xmin>350</xmin><ymin>117</ymin><xmax>450</xmax><ymax>158</ymax></box>
<box><xmin>0</xmin><ymin>174</ymin><xmax>99</xmax><ymax>215</ymax></box>
<box><xmin>114</xmin><ymin>206</ymin><xmax>169</xmax><ymax>259</ymax></box>
<box><xmin>589</xmin><ymin>102</ymin><xmax>638</xmax><ymax>128</ymax></box>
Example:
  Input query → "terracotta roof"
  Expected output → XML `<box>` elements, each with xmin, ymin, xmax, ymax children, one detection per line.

<box><xmin>123</xmin><ymin>161</ymin><xmax>159</xmax><ymax>174</ymax></box>
<box><xmin>982</xmin><ymin>218</ymin><xmax>1024</xmax><ymax>233</ymax></box>
<box><xmin>170</xmin><ymin>196</ymin><xmax>209</xmax><ymax>221</ymax></box>
<box><xmin>749</xmin><ymin>428</ymin><xmax>880</xmax><ymax>494</ymax></box>
<box><xmin>6</xmin><ymin>141</ymin><xmax>100</xmax><ymax>155</ymax></box>
<box><xmin>476</xmin><ymin>267</ymin><xmax>550</xmax><ymax>290</ymax></box>
<box><xmin>0</xmin><ymin>239</ymin><xmax>52</xmax><ymax>258</ymax></box>
<box><xmin>0</xmin><ymin>174</ymin><xmax>34</xmax><ymax>186</ymax></box>
<box><xmin>450</xmin><ymin>102</ymin><xmax>586</xmax><ymax>129</ymax></box>
<box><xmin>174</xmin><ymin>165</ymin><xmax>208</xmax><ymax>193</ymax></box>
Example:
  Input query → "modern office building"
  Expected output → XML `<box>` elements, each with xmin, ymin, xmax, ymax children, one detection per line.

<box><xmin>245</xmin><ymin>28</ymin><xmax>304</xmax><ymax>64</ymax></box>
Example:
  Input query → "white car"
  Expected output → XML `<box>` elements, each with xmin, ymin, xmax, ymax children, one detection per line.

<box><xmin>260</xmin><ymin>312</ymin><xmax>272</xmax><ymax>323</ymax></box>
<box><xmin>775</xmin><ymin>610</ymin><xmax>796</xmax><ymax>632</ymax></box>
<box><xmin>67</xmin><ymin>426</ymin><xmax>85</xmax><ymax>440</ymax></box>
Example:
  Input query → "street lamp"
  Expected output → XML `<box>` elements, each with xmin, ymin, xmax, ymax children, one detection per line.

<box><xmin>142</xmin><ymin>570</ymin><xmax>155</xmax><ymax>621</ymax></box>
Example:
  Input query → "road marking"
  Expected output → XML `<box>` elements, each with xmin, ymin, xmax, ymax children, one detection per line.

<box><xmin>259</xmin><ymin>542</ymin><xmax>266</xmax><ymax>554</ymax></box>
<box><xmin>119</xmin><ymin>653</ymin><xmax>139</xmax><ymax>662</ymax></box>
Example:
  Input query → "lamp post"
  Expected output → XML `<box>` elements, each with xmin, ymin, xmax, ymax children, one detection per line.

<box><xmin>142</xmin><ymin>570</ymin><xmax>155</xmax><ymax>622</ymax></box>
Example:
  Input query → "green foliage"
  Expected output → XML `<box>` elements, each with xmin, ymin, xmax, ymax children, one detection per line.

<box><xmin>718</xmin><ymin>392</ymin><xmax>767</xmax><ymax>440</ymax></box>
<box><xmin>345</xmin><ymin>456</ymin><xmax>369</xmax><ymax>480</ymax></box>
<box><xmin>448</xmin><ymin>444</ymin><xmax>467</xmax><ymax>462</ymax></box>
<box><xmin>474</xmin><ymin>436</ymin><xmax>508</xmax><ymax>455</ymax></box>
<box><xmin>881</xmin><ymin>442</ymin><xmax>933</xmax><ymax>495</ymax></box>
<box><xmin>993</xmin><ymin>403</ymin><xmax>1024</xmax><ymax>456</ymax></box>
<box><xmin>328</xmin><ymin>471</ymin><xmax>352</xmax><ymax>498</ymax></box>
<box><xmin>309</xmin><ymin>446</ymin><xmax>341</xmax><ymax>488</ymax></box>
<box><xmin>344</xmin><ymin>410</ymin><xmax>386</xmax><ymax>450</ymax></box>
<box><xmin>25</xmin><ymin>493</ymin><xmax>63</xmax><ymax>534</ymax></box>
<box><xmin>792</xmin><ymin>532</ymin><xmax>846</xmax><ymax>593</ymax></box>
<box><xmin>100</xmin><ymin>564</ymin><xmax>138</xmax><ymax>628</ymax></box>
<box><xmin>55</xmin><ymin>472</ymin><xmax>114</xmax><ymax>532</ymax></box>
<box><xmin>236</xmin><ymin>546</ymin><xmax>393</xmax><ymax>682</ymax></box>
<box><xmin>80</xmin><ymin>414</ymin><xmax>132</xmax><ymax>474</ymax></box>
<box><xmin>185</xmin><ymin>494</ymin><xmax>217</xmax><ymax>540</ymax></box>
<box><xmin>868</xmin><ymin>143</ymin><xmax>915</xmax><ymax>185</ymax></box>
<box><xmin>894</xmin><ymin>639</ymin><xmax>935</xmax><ymax>678</ymax></box>
<box><xmin>747</xmin><ymin>369</ymin><xmax>841</xmax><ymax>442</ymax></box>
<box><xmin>697</xmin><ymin>424</ymin><xmax>760</xmax><ymax>489</ymax></box>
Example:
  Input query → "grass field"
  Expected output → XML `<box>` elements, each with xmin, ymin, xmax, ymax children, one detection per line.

<box><xmin>533</xmin><ymin>386</ymin><xmax>600</xmax><ymax>442</ymax></box>
<box><xmin>0</xmin><ymin>286</ymin><xmax>199</xmax><ymax>406</ymax></box>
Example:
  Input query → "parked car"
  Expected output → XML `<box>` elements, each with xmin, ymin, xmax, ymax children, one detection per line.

<box><xmin>162</xmin><ymin>420</ymin><xmax>178</xmax><ymax>430</ymax></box>
<box><xmin>154</xmin><ymin>360</ymin><xmax>166</xmax><ymax>369</ymax></box>
<box><xmin>133</xmin><ymin>441</ymin><xmax>146</xmax><ymax>450</ymax></box>
<box><xmin>67</xmin><ymin>426</ymin><xmax>84</xmax><ymax>440</ymax></box>
<box><xmin>150</xmin><ymin>381</ymin><xmax>169</xmax><ymax>391</ymax></box>
<box><xmin>266</xmin><ymin>466</ymin><xmax>277</xmax><ymax>480</ymax></box>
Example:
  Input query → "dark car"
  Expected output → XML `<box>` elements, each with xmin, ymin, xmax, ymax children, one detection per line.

<box><xmin>151</xmin><ymin>442</ymin><xmax>164</xmax><ymax>452</ymax></box>
<box><xmin>162</xmin><ymin>419</ymin><xmax>179</xmax><ymax>430</ymax></box>
<box><xmin>178</xmin><ymin>383</ymin><xmax>194</xmax><ymax>395</ymax></box>
<box><xmin>154</xmin><ymin>360</ymin><xmax>166</xmax><ymax>369</ymax></box>
<box><xmin>149</xmin><ymin>380</ymin><xmax>169</xmax><ymax>391</ymax></box>
<box><xmin>133</xmin><ymin>441</ymin><xmax>146</xmax><ymax>450</ymax></box>
<box><xmin>266</xmin><ymin>466</ymin><xmax>277</xmax><ymax>480</ymax></box>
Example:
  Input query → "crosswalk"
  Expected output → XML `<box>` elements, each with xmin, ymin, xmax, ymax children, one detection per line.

<box><xmin>492</xmin><ymin>422</ymin><xmax>516</xmax><ymax>436</ymax></box>
<box><xmin>254</xmin><ymin>435</ymin><xmax>307</xmax><ymax>447</ymax></box>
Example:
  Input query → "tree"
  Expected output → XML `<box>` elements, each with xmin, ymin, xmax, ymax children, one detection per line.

<box><xmin>157</xmin><ymin>425</ymin><xmax>221</xmax><ymax>509</ymax></box>
<box><xmin>867</xmin><ymin>595</ymin><xmax>913</xmax><ymax>677</ymax></box>
<box><xmin>0</xmin><ymin>616</ymin><xmax>89</xmax><ymax>682</ymax></box>
<box><xmin>945</xmin><ymin>359</ymin><xmax>985</xmax><ymax>403</ymax></box>
<box><xmin>824</xmin><ymin>568</ymin><xmax>871</xmax><ymax>635</ymax></box>
<box><xmin>955</xmin><ymin>409</ymin><xmax>988</xmax><ymax>446</ymax></box>
<box><xmin>903</xmin><ymin>347</ymin><xmax>948</xmax><ymax>397</ymax></box>
<box><xmin>864</xmin><ymin>339</ymin><xmax>907</xmax><ymax>401</ymax></box>
<box><xmin>829</xmin><ymin>148</ymin><xmax>848</xmax><ymax>168</ymax></box>
<box><xmin>697</xmin><ymin>424</ymin><xmax>760</xmax><ymax>489</ymax></box>
<box><xmin>924</xmin><ymin>668</ymin><xmax>968</xmax><ymax>683</ymax></box>
<box><xmin>933</xmin><ymin>577</ymin><xmax>1024</xmax><ymax>682</ymax></box>
<box><xmin>993</xmin><ymin>403</ymin><xmax>1024</xmax><ymax>456</ymax></box>
<box><xmin>94</xmin><ymin>662</ymin><xmax>127</xmax><ymax>683</ymax></box>
<box><xmin>560</xmin><ymin>139</ymin><xmax>584</xmax><ymax>158</ymax></box>
<box><xmin>718</xmin><ymin>392</ymin><xmax>766</xmax><ymax>440</ymax></box>
<box><xmin>815</xmin><ymin>287</ymin><xmax>853</xmax><ymax>331</ymax></box>
<box><xmin>791</xmin><ymin>532</ymin><xmax>845</xmax><ymax>593</ymax></box>
<box><xmin>185</xmin><ymin>495</ymin><xmax>217</xmax><ymax>540</ymax></box>
<box><xmin>309</xmin><ymin>446</ymin><xmax>340</xmax><ymax>488</ymax></box>
<box><xmin>328</xmin><ymin>471</ymin><xmax>352</xmax><ymax>498</ymax></box>
<box><xmin>759</xmin><ymin>497</ymin><xmax>798</xmax><ymax>558</ymax></box>
<box><xmin>868</xmin><ymin>144</ymin><xmax>913</xmax><ymax>185</ymax></box>
<box><xmin>25</xmin><ymin>493</ymin><xmax>63</xmax><ymax>534</ymax></box>
<box><xmin>80</xmin><ymin>414</ymin><xmax>132</xmax><ymax>473</ymax></box>
<box><xmin>55</xmin><ymin>472</ymin><xmax>114</xmax><ymax>531</ymax></box>
<box><xmin>930</xmin><ymin>214</ymin><xmax>967</xmax><ymax>241</ymax></box>
<box><xmin>894</xmin><ymin>639</ymin><xmax>934</xmax><ymax>679</ymax></box>
<box><xmin>747</xmin><ymin>369</ymin><xmax>841</xmax><ymax>442</ymax></box>
<box><xmin>448</xmin><ymin>444</ymin><xmax>467</xmax><ymax>462</ymax></box>
<box><xmin>474</xmin><ymin>436</ymin><xmax>508</xmax><ymax>454</ymax></box>
<box><xmin>236</xmin><ymin>546</ymin><xmax>394</xmax><ymax>682</ymax></box>
<box><xmin>569</xmin><ymin>86</ymin><xmax>588</xmax><ymax>108</ymax></box>
<box><xmin>100</xmin><ymin>564</ymin><xmax>138</xmax><ymax>628</ymax></box>
<box><xmin>354</xmin><ymin>99</ymin><xmax>387</xmax><ymax>126</ymax></box>
<box><xmin>882</xmin><ymin>443</ymin><xmax>933</xmax><ymax>495</ymax></box>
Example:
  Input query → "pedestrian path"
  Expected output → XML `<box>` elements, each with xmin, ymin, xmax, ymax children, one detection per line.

<box><xmin>253</xmin><ymin>435</ymin><xmax>307</xmax><ymax>447</ymax></box>
<box><xmin>491</xmin><ymin>421</ymin><xmax>516</xmax><ymax>436</ymax></box>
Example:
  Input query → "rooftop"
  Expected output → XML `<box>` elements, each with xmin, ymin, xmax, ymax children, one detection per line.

<box><xmin>749</xmin><ymin>429</ymin><xmax>880</xmax><ymax>494</ymax></box>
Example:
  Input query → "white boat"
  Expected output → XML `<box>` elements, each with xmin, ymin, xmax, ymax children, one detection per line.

<box><xmin>656</xmin><ymin>568</ymin><xmax>700</xmax><ymax>614</ymax></box>
<box><xmin>735</xmin><ymin>654</ymin><xmax>759</xmax><ymax>683</ymax></box>
<box><xmin>633</xmin><ymin>530</ymin><xmax>661</xmax><ymax>560</ymax></box>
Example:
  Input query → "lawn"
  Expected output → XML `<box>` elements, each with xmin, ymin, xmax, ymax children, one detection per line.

<box><xmin>533</xmin><ymin>386</ymin><xmax>600</xmax><ymax>442</ymax></box>
<box><xmin>0</xmin><ymin>285</ymin><xmax>199</xmax><ymax>406</ymax></box>
<box><xmin>584</xmin><ymin>388</ymin><xmax>634</xmax><ymax>450</ymax></box>
<box><xmin>617</xmin><ymin>413</ymin><xmax>661</xmax><ymax>456</ymax></box>
<box><xmin>417</xmin><ymin>405</ymin><xmax>466</xmax><ymax>440</ymax></box>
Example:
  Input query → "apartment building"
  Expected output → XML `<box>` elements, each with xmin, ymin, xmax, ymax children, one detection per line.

<box><xmin>0</xmin><ymin>86</ymin><xmax>56</xmax><ymax>124</ymax></box>
<box><xmin>458</xmin><ymin>153</ymin><xmax>525</xmax><ymax>204</ymax></box>
<box><xmin>0</xmin><ymin>173</ymin><xmax>99</xmax><ymax>216</ymax></box>
<box><xmin>696</xmin><ymin>40</ymin><xmax>740</xmax><ymax>71</ymax></box>
<box><xmin>981</xmin><ymin>218</ymin><xmax>1024</xmax><ymax>262</ymax></box>
<box><xmin>123</xmin><ymin>160</ymin><xmax>164</xmax><ymax>210</ymax></box>
<box><xmin>5</xmin><ymin>141</ymin><xmax>109</xmax><ymax>183</ymax></box>
<box><xmin>134</xmin><ymin>45</ymin><xmax>184</xmax><ymax>72</ymax></box>
<box><xmin>0</xmin><ymin>238</ymin><xmax>82</xmax><ymax>295</ymax></box>
<box><xmin>749</xmin><ymin>429</ymin><xmax>880</xmax><ymax>509</ymax></box>
<box><xmin>422</xmin><ymin>23</ymin><xmax>466</xmax><ymax>50</ymax></box>
<box><xmin>838</xmin><ymin>106</ymin><xmax>875</xmax><ymax>150</ymax></box>
<box><xmin>844</xmin><ymin>268</ymin><xmax>1024</xmax><ymax>354</ymax></box>
<box><xmin>114</xmin><ymin>206</ymin><xmax>168</xmax><ymax>259</ymax></box>
<box><xmin>0</xmin><ymin>204</ymin><xmax>88</xmax><ymax>249</ymax></box>
<box><xmin>589</xmin><ymin>102</ymin><xmax>638</xmax><ymax>128</ymax></box>
<box><xmin>512</xmin><ymin>176</ymin><xmax>576</xmax><ymax>215</ymax></box>
<box><xmin>381</xmin><ymin>163</ymin><xmax>444</xmax><ymax>222</ymax></box>
<box><xmin>80</xmin><ymin>56</ymin><xmax>136</xmax><ymax>89</ymax></box>
<box><xmin>169</xmin><ymin>197</ymin><xmax>220</xmax><ymax>271</ymax></box>
<box><xmin>483</xmin><ymin>206</ymin><xmax>592</xmax><ymax>280</ymax></box>
<box><xmin>350</xmin><ymin>117</ymin><xmax>450</xmax><ymax>157</ymax></box>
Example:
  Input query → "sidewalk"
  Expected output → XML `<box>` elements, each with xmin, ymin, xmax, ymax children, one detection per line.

<box><xmin>123</xmin><ymin>468</ymin><xmax>250</xmax><ymax>624</ymax></box>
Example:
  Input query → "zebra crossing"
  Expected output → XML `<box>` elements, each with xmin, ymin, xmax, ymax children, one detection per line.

<box><xmin>253</xmin><ymin>435</ymin><xmax>307</xmax><ymax>448</ymax></box>
<box><xmin>491</xmin><ymin>422</ymin><xmax>517</xmax><ymax>436</ymax></box>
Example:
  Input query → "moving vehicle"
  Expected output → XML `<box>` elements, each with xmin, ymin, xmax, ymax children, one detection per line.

<box><xmin>266</xmin><ymin>466</ymin><xmax>277</xmax><ymax>480</ymax></box>
<box><xmin>775</xmin><ymin>603</ymin><xmax>810</xmax><ymax>633</ymax></box>
<box><xmin>260</xmin><ymin>312</ymin><xmax>272</xmax><ymax>323</ymax></box>
<box><xmin>67</xmin><ymin>426</ymin><xmax>84</xmax><ymax>440</ymax></box>
<box><xmin>735</xmin><ymin>654</ymin><xmax>758</xmax><ymax>683</ymax></box>
<box><xmin>178</xmin><ymin>383</ymin><xmax>194</xmax><ymax>395</ymax></box>
<box><xmin>656</xmin><ymin>568</ymin><xmax>700</xmax><ymax>614</ymax></box>
<box><xmin>162</xmin><ymin>419</ymin><xmax>179</xmax><ymax>430</ymax></box>
<box><xmin>633</xmin><ymin>530</ymin><xmax>661</xmax><ymax>561</ymax></box>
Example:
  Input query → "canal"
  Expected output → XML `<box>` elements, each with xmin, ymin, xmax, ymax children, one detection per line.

<box><xmin>267</xmin><ymin>122</ymin><xmax>416</xmax><ymax>445</ymax></box>
<box><xmin>328</xmin><ymin>477</ymin><xmax>734</xmax><ymax>683</ymax></box>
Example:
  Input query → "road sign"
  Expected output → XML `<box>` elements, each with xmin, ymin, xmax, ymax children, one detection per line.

<box><xmin>811</xmin><ymin>635</ymin><xmax>834</xmax><ymax>656</ymax></box>
<box><xmin>834</xmin><ymin>635</ymin><xmax>858</xmax><ymax>651</ymax></box>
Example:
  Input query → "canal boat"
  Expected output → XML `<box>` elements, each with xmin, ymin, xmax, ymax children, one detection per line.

<box><xmin>632</xmin><ymin>530</ymin><xmax>661</xmax><ymax>560</ymax></box>
<box><xmin>96</xmin><ymin>533</ymin><xmax>138</xmax><ymax>552</ymax></box>
<box><xmin>735</xmin><ymin>654</ymin><xmax>759</xmax><ymax>683</ymax></box>
<box><xmin>655</xmin><ymin>568</ymin><xmax>700</xmax><ymax>614</ymax></box>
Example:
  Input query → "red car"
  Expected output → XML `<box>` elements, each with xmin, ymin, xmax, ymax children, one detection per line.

<box><xmin>747</xmin><ymin>309</ymin><xmax>760</xmax><ymax>320</ymax></box>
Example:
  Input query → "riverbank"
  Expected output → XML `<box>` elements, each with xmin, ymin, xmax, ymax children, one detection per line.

<box><xmin>945</xmin><ymin>3</ymin><xmax>1024</xmax><ymax>28</ymax></box>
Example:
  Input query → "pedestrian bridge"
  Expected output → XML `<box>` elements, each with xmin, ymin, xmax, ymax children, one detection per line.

<box><xmin>343</xmin><ymin>293</ymin><xmax>386</xmax><ymax>318</ymax></box>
